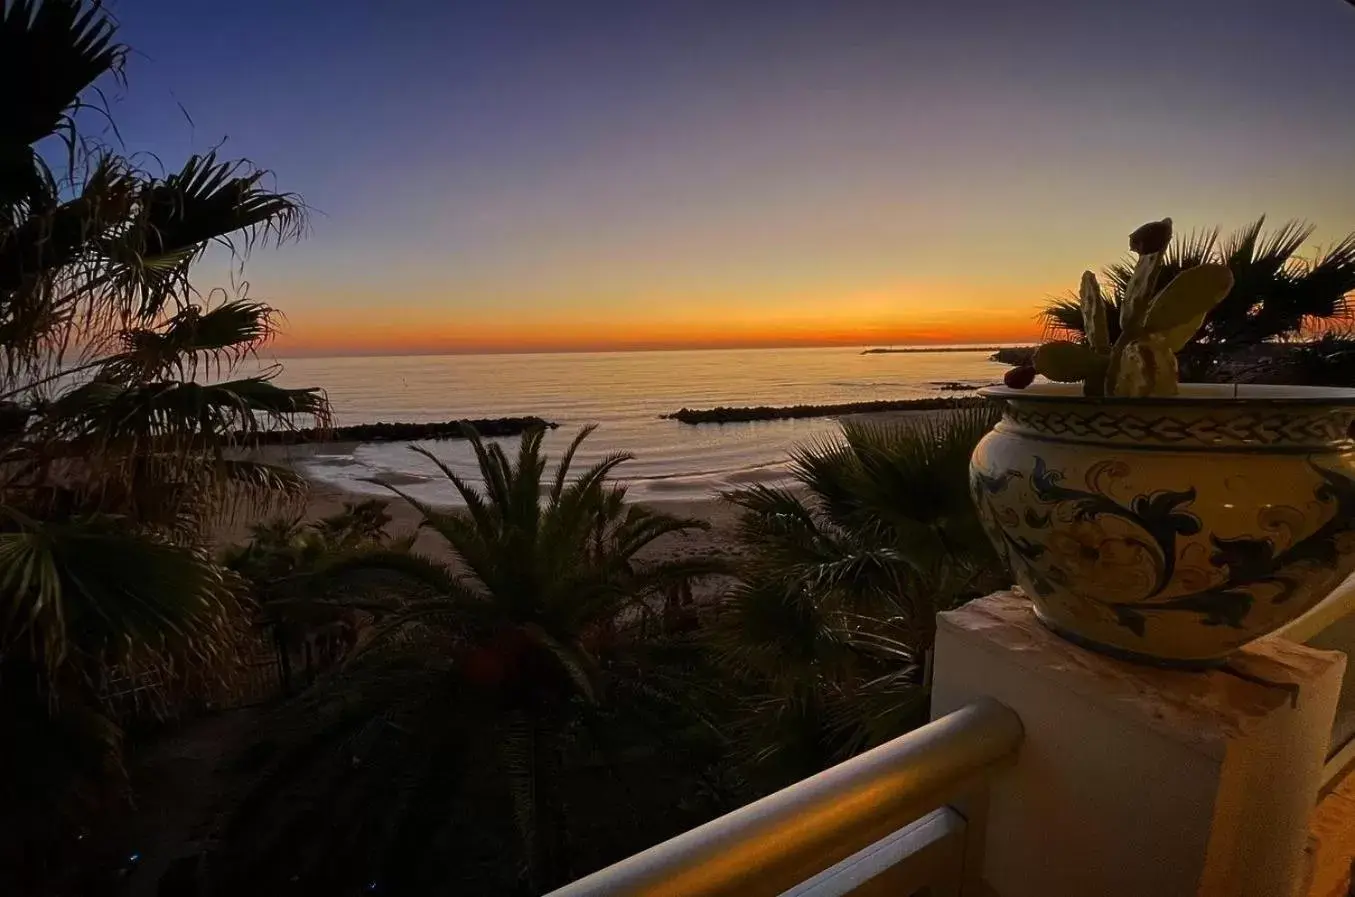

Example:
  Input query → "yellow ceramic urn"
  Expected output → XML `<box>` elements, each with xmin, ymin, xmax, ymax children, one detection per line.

<box><xmin>970</xmin><ymin>383</ymin><xmax>1355</xmax><ymax>667</ymax></box>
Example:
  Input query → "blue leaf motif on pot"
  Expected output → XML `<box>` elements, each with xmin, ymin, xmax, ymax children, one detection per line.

<box><xmin>970</xmin><ymin>383</ymin><xmax>1355</xmax><ymax>666</ymax></box>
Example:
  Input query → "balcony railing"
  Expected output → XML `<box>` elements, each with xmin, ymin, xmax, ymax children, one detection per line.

<box><xmin>546</xmin><ymin>698</ymin><xmax>1023</xmax><ymax>897</ymax></box>
<box><xmin>1281</xmin><ymin>573</ymin><xmax>1355</xmax><ymax>790</ymax></box>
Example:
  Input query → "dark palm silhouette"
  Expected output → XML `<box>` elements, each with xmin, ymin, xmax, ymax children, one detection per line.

<box><xmin>213</xmin><ymin>427</ymin><xmax>723</xmax><ymax>894</ymax></box>
<box><xmin>0</xmin><ymin>0</ymin><xmax>326</xmax><ymax>875</ymax></box>
<box><xmin>716</xmin><ymin>406</ymin><xmax>1006</xmax><ymax>782</ymax></box>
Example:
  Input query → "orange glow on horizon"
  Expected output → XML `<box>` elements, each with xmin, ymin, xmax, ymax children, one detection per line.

<box><xmin>267</xmin><ymin>282</ymin><xmax>1054</xmax><ymax>356</ymax></box>
<box><xmin>271</xmin><ymin>310</ymin><xmax>1045</xmax><ymax>355</ymax></box>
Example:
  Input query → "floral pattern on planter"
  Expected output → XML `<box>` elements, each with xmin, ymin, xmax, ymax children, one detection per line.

<box><xmin>970</xmin><ymin>385</ymin><xmax>1355</xmax><ymax>666</ymax></box>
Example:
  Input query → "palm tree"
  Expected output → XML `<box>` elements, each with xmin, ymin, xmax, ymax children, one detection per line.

<box><xmin>211</xmin><ymin>426</ymin><xmax>724</xmax><ymax>894</ymax></box>
<box><xmin>224</xmin><ymin>499</ymin><xmax>401</xmax><ymax>691</ymax></box>
<box><xmin>1040</xmin><ymin>219</ymin><xmax>1355</xmax><ymax>378</ymax></box>
<box><xmin>716</xmin><ymin>406</ymin><xmax>1005</xmax><ymax>784</ymax></box>
<box><xmin>0</xmin><ymin>0</ymin><xmax>327</xmax><ymax>871</ymax></box>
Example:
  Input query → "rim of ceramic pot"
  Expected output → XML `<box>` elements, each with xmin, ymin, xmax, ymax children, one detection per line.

<box><xmin>979</xmin><ymin>382</ymin><xmax>1355</xmax><ymax>406</ymax></box>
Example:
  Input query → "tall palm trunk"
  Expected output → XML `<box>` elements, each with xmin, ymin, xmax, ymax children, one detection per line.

<box><xmin>533</xmin><ymin>720</ymin><xmax>570</xmax><ymax>892</ymax></box>
<box><xmin>504</xmin><ymin>713</ymin><xmax>571</xmax><ymax>893</ymax></box>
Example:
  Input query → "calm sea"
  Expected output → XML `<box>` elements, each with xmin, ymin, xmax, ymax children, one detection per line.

<box><xmin>269</xmin><ymin>347</ymin><xmax>1006</xmax><ymax>504</ymax></box>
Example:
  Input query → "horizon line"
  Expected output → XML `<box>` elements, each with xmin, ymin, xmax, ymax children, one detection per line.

<box><xmin>268</xmin><ymin>339</ymin><xmax>1037</xmax><ymax>361</ymax></box>
<box><xmin>268</xmin><ymin>341</ymin><xmax>1035</xmax><ymax>361</ymax></box>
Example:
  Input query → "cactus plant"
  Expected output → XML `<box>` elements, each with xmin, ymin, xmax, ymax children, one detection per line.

<box><xmin>1019</xmin><ymin>218</ymin><xmax>1235</xmax><ymax>397</ymax></box>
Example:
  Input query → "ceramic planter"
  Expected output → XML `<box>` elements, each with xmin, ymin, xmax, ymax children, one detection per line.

<box><xmin>969</xmin><ymin>383</ymin><xmax>1355</xmax><ymax>667</ymax></box>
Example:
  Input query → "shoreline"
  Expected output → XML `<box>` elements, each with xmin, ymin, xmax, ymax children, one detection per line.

<box><xmin>222</xmin><ymin>402</ymin><xmax>963</xmax><ymax>597</ymax></box>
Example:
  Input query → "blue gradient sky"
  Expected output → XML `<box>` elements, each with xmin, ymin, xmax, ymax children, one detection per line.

<box><xmin>106</xmin><ymin>0</ymin><xmax>1355</xmax><ymax>354</ymax></box>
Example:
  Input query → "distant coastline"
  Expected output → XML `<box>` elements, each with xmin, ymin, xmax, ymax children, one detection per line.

<box><xmin>864</xmin><ymin>345</ymin><xmax>1035</xmax><ymax>366</ymax></box>
<box><xmin>860</xmin><ymin>345</ymin><xmax>1025</xmax><ymax>355</ymax></box>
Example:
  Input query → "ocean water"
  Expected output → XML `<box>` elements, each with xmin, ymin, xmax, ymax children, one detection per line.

<box><xmin>268</xmin><ymin>347</ymin><xmax>1007</xmax><ymax>505</ymax></box>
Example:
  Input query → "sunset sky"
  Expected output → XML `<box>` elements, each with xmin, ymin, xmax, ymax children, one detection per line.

<box><xmin>110</xmin><ymin>0</ymin><xmax>1355</xmax><ymax>356</ymax></box>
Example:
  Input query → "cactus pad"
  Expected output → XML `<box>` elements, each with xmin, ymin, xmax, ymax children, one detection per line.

<box><xmin>1079</xmin><ymin>271</ymin><xmax>1110</xmax><ymax>353</ymax></box>
<box><xmin>1033</xmin><ymin>341</ymin><xmax>1109</xmax><ymax>383</ymax></box>
<box><xmin>1141</xmin><ymin>263</ymin><xmax>1234</xmax><ymax>350</ymax></box>
<box><xmin>1112</xmin><ymin>335</ymin><xmax>1179</xmax><ymax>397</ymax></box>
<box><xmin>1118</xmin><ymin>251</ymin><xmax>1164</xmax><ymax>337</ymax></box>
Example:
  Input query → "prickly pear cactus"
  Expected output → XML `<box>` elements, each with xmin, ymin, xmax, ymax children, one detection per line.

<box><xmin>1023</xmin><ymin>216</ymin><xmax>1234</xmax><ymax>398</ymax></box>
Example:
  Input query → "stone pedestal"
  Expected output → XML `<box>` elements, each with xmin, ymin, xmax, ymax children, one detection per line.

<box><xmin>931</xmin><ymin>592</ymin><xmax>1346</xmax><ymax>897</ymax></box>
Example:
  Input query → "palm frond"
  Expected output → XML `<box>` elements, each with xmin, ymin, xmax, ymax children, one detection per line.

<box><xmin>527</xmin><ymin>624</ymin><xmax>599</xmax><ymax>703</ymax></box>
<box><xmin>550</xmin><ymin>423</ymin><xmax>597</xmax><ymax>505</ymax></box>
<box><xmin>206</xmin><ymin>457</ymin><xmax>308</xmax><ymax>512</ymax></box>
<box><xmin>101</xmin><ymin>299</ymin><xmax>277</xmax><ymax>381</ymax></box>
<box><xmin>94</xmin><ymin>153</ymin><xmax>303</xmax><ymax>319</ymax></box>
<box><xmin>1220</xmin><ymin>217</ymin><xmax>1267</xmax><ymax>269</ymax></box>
<box><xmin>563</xmin><ymin>450</ymin><xmax>635</xmax><ymax>501</ymax></box>
<box><xmin>43</xmin><ymin>374</ymin><xmax>329</xmax><ymax>446</ymax></box>
<box><xmin>460</xmin><ymin>424</ymin><xmax>513</xmax><ymax>511</ymax></box>
<box><xmin>1164</xmin><ymin>226</ymin><xmax>1220</xmax><ymax>270</ymax></box>
<box><xmin>0</xmin><ymin>0</ymin><xmax>124</xmax><ymax>151</ymax></box>
<box><xmin>621</xmin><ymin>554</ymin><xmax>732</xmax><ymax>595</ymax></box>
<box><xmin>406</xmin><ymin>442</ymin><xmax>496</xmax><ymax>534</ymax></box>
<box><xmin>611</xmin><ymin>504</ymin><xmax>708</xmax><ymax>558</ymax></box>
<box><xmin>308</xmin><ymin>547</ymin><xmax>479</xmax><ymax>606</ymax></box>
<box><xmin>371</xmin><ymin>480</ymin><xmax>501</xmax><ymax>589</ymax></box>
<box><xmin>725</xmin><ymin>483</ymin><xmax>822</xmax><ymax>532</ymax></box>
<box><xmin>1038</xmin><ymin>295</ymin><xmax>1095</xmax><ymax>340</ymax></box>
<box><xmin>0</xmin><ymin>511</ymin><xmax>235</xmax><ymax>674</ymax></box>
<box><xmin>0</xmin><ymin>153</ymin><xmax>133</xmax><ymax>301</ymax></box>
<box><xmin>826</xmin><ymin>666</ymin><xmax>927</xmax><ymax>757</ymax></box>
<box><xmin>715</xmin><ymin>579</ymin><xmax>853</xmax><ymax>683</ymax></box>
<box><xmin>1289</xmin><ymin>233</ymin><xmax>1355</xmax><ymax>324</ymax></box>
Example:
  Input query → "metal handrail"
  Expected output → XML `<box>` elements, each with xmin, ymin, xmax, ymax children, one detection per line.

<box><xmin>1275</xmin><ymin>572</ymin><xmax>1355</xmax><ymax>644</ymax></box>
<box><xmin>547</xmin><ymin>698</ymin><xmax>1023</xmax><ymax>897</ymax></box>
<box><xmin>1274</xmin><ymin>573</ymin><xmax>1355</xmax><ymax>788</ymax></box>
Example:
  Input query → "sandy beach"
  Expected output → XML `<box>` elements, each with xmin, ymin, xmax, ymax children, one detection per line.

<box><xmin>217</xmin><ymin>445</ymin><xmax>746</xmax><ymax>601</ymax></box>
<box><xmin>305</xmin><ymin>477</ymin><xmax>736</xmax><ymax>565</ymax></box>
<box><xmin>216</xmin><ymin>407</ymin><xmax>961</xmax><ymax>597</ymax></box>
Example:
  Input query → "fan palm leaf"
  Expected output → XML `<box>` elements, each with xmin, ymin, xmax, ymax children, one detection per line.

<box><xmin>0</xmin><ymin>511</ymin><xmax>235</xmax><ymax>675</ymax></box>
<box><xmin>101</xmin><ymin>299</ymin><xmax>277</xmax><ymax>381</ymax></box>
<box><xmin>0</xmin><ymin>0</ymin><xmax>123</xmax><ymax>191</ymax></box>
<box><xmin>137</xmin><ymin>153</ymin><xmax>304</xmax><ymax>256</ymax></box>
<box><xmin>718</xmin><ymin>405</ymin><xmax>1003</xmax><ymax>778</ymax></box>
<box><xmin>44</xmin><ymin>375</ymin><xmax>327</xmax><ymax>446</ymax></box>
<box><xmin>108</xmin><ymin>153</ymin><xmax>304</xmax><ymax>319</ymax></box>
